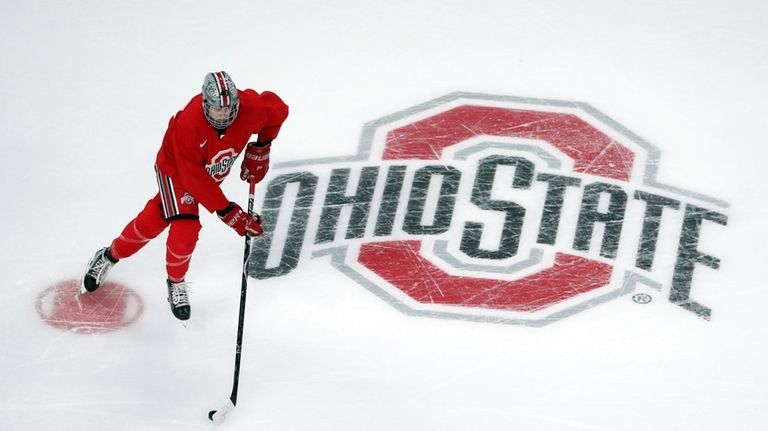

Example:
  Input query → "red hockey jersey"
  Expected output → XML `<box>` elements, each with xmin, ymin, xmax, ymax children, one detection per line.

<box><xmin>155</xmin><ymin>89</ymin><xmax>288</xmax><ymax>213</ymax></box>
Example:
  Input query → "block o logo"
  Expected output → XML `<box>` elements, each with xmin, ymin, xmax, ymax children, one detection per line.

<box><xmin>251</xmin><ymin>93</ymin><xmax>729</xmax><ymax>326</ymax></box>
<box><xmin>358</xmin><ymin>100</ymin><xmax>631</xmax><ymax>322</ymax></box>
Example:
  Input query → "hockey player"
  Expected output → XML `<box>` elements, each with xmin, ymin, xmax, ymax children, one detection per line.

<box><xmin>81</xmin><ymin>71</ymin><xmax>289</xmax><ymax>321</ymax></box>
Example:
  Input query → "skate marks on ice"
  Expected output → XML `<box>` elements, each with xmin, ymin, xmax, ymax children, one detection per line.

<box><xmin>249</xmin><ymin>93</ymin><xmax>730</xmax><ymax>326</ymax></box>
<box><xmin>35</xmin><ymin>279</ymin><xmax>144</xmax><ymax>334</ymax></box>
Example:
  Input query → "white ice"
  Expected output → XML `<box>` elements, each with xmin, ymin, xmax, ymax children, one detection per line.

<box><xmin>1</xmin><ymin>1</ymin><xmax>767</xmax><ymax>430</ymax></box>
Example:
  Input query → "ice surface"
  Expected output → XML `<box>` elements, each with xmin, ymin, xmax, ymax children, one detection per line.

<box><xmin>1</xmin><ymin>1</ymin><xmax>767</xmax><ymax>430</ymax></box>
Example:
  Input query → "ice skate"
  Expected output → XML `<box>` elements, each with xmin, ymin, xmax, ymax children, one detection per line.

<box><xmin>167</xmin><ymin>279</ymin><xmax>191</xmax><ymax>321</ymax></box>
<box><xmin>81</xmin><ymin>247</ymin><xmax>118</xmax><ymax>294</ymax></box>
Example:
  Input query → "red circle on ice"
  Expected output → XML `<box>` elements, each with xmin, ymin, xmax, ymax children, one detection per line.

<box><xmin>35</xmin><ymin>279</ymin><xmax>144</xmax><ymax>333</ymax></box>
<box><xmin>357</xmin><ymin>104</ymin><xmax>631</xmax><ymax>312</ymax></box>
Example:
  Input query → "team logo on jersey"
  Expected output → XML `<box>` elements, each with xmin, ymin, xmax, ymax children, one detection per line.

<box><xmin>181</xmin><ymin>192</ymin><xmax>195</xmax><ymax>205</ymax></box>
<box><xmin>248</xmin><ymin>93</ymin><xmax>730</xmax><ymax>326</ymax></box>
<box><xmin>206</xmin><ymin>149</ymin><xmax>238</xmax><ymax>182</ymax></box>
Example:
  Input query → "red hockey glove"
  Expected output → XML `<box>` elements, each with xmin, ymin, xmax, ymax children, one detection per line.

<box><xmin>240</xmin><ymin>141</ymin><xmax>271</xmax><ymax>183</ymax></box>
<box><xmin>216</xmin><ymin>202</ymin><xmax>263</xmax><ymax>237</ymax></box>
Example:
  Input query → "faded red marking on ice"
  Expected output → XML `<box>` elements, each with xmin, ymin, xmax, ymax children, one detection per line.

<box><xmin>359</xmin><ymin>240</ymin><xmax>613</xmax><ymax>312</ymax></box>
<box><xmin>35</xmin><ymin>279</ymin><xmax>143</xmax><ymax>334</ymax></box>
<box><xmin>383</xmin><ymin>106</ymin><xmax>634</xmax><ymax>181</ymax></box>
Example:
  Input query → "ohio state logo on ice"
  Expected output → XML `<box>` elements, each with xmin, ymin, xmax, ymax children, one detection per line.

<box><xmin>248</xmin><ymin>93</ymin><xmax>729</xmax><ymax>326</ymax></box>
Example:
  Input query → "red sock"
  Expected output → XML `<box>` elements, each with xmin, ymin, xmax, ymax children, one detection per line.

<box><xmin>166</xmin><ymin>218</ymin><xmax>202</xmax><ymax>282</ymax></box>
<box><xmin>110</xmin><ymin>195</ymin><xmax>169</xmax><ymax>260</ymax></box>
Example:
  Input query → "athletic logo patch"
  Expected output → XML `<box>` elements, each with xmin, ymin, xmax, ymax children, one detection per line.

<box><xmin>206</xmin><ymin>149</ymin><xmax>238</xmax><ymax>182</ymax></box>
<box><xmin>248</xmin><ymin>93</ymin><xmax>730</xmax><ymax>326</ymax></box>
<box><xmin>181</xmin><ymin>192</ymin><xmax>195</xmax><ymax>205</ymax></box>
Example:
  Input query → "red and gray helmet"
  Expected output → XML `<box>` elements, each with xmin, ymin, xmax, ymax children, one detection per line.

<box><xmin>201</xmin><ymin>71</ymin><xmax>240</xmax><ymax>129</ymax></box>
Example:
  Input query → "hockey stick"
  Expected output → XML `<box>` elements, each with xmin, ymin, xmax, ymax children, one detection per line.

<box><xmin>209</xmin><ymin>179</ymin><xmax>257</xmax><ymax>424</ymax></box>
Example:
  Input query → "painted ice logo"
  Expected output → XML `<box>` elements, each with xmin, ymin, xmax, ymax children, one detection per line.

<box><xmin>206</xmin><ymin>149</ymin><xmax>238</xmax><ymax>182</ymax></box>
<box><xmin>36</xmin><ymin>279</ymin><xmax>143</xmax><ymax>333</ymax></box>
<box><xmin>248</xmin><ymin>93</ymin><xmax>730</xmax><ymax>326</ymax></box>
